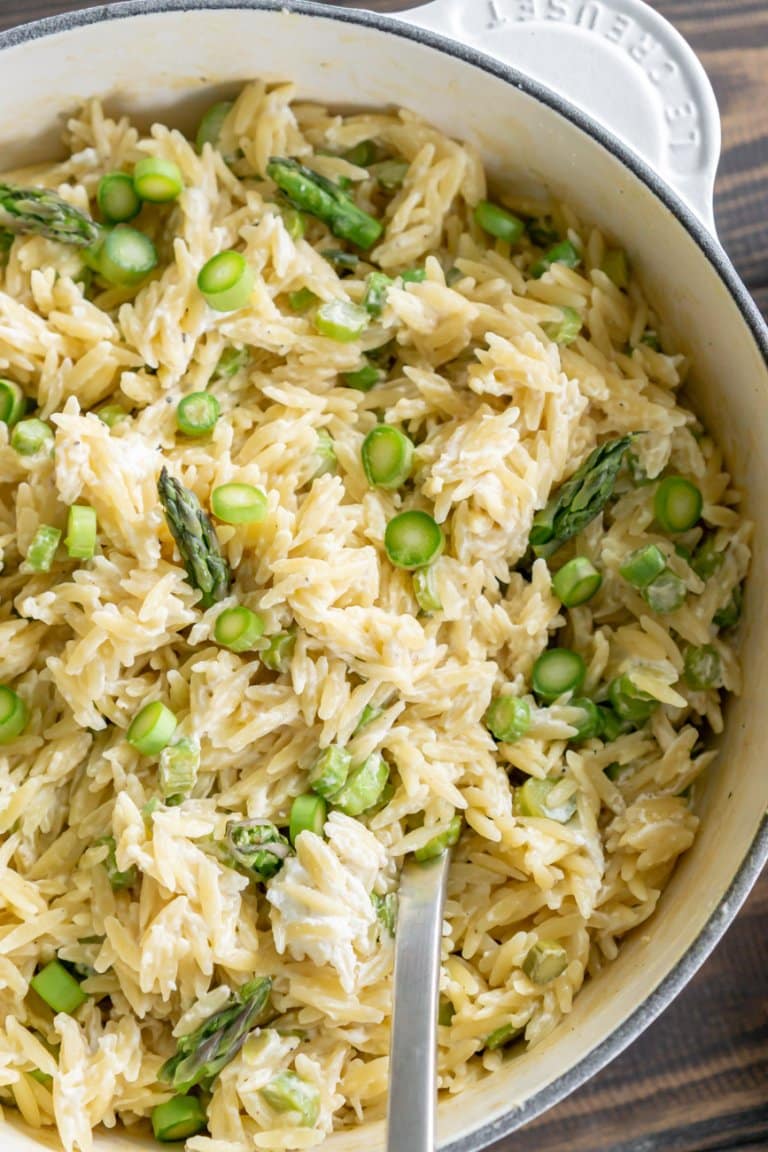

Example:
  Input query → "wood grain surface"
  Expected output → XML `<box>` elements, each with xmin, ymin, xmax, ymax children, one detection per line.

<box><xmin>0</xmin><ymin>2</ymin><xmax>765</xmax><ymax>1150</ymax></box>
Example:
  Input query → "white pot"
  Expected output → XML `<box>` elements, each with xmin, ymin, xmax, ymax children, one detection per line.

<box><xmin>0</xmin><ymin>2</ymin><xmax>766</xmax><ymax>1150</ymax></box>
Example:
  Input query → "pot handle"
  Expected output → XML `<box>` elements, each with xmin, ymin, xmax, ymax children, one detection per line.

<box><xmin>392</xmin><ymin>0</ymin><xmax>720</xmax><ymax>235</ymax></box>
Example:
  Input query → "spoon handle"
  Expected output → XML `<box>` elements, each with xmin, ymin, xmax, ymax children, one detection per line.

<box><xmin>386</xmin><ymin>851</ymin><xmax>450</xmax><ymax>1152</ymax></box>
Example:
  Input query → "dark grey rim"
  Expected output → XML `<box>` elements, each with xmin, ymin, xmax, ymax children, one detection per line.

<box><xmin>2</xmin><ymin>2</ymin><xmax>767</xmax><ymax>1149</ymax></box>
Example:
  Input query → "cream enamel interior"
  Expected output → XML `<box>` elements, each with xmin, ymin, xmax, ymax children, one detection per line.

<box><xmin>1</xmin><ymin>6</ymin><xmax>766</xmax><ymax>1150</ymax></box>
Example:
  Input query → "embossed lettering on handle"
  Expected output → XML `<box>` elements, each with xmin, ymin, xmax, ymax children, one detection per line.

<box><xmin>397</xmin><ymin>0</ymin><xmax>721</xmax><ymax>232</ymax></box>
<box><xmin>480</xmin><ymin>0</ymin><xmax>707</xmax><ymax>177</ymax></box>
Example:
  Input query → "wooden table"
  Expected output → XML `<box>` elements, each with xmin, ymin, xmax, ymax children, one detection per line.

<box><xmin>0</xmin><ymin>1</ymin><xmax>766</xmax><ymax>1149</ymax></box>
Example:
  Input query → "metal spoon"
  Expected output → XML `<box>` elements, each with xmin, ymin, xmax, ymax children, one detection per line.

<box><xmin>386</xmin><ymin>850</ymin><xmax>451</xmax><ymax>1152</ymax></box>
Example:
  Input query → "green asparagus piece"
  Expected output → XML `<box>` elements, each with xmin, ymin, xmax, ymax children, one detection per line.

<box><xmin>95</xmin><ymin>835</ymin><xmax>138</xmax><ymax>891</ymax></box>
<box><xmin>151</xmin><ymin>1095</ymin><xmax>206</xmax><ymax>1142</ymax></box>
<box><xmin>438</xmin><ymin>998</ymin><xmax>455</xmax><ymax>1026</ymax></box>
<box><xmin>312</xmin><ymin>428</ymin><xmax>337</xmax><ymax>478</ymax></box>
<box><xmin>0</xmin><ymin>183</ymin><xmax>101</xmax><ymax>247</ymax></box>
<box><xmin>372</xmin><ymin>892</ymin><xmax>397</xmax><ymax>936</ymax></box>
<box><xmin>485</xmin><ymin>1022</ymin><xmax>525</xmax><ymax>1051</ymax></box>
<box><xmin>159</xmin><ymin>977</ymin><xmax>273</xmax><ymax>1093</ymax></box>
<box><xmin>28</xmin><ymin>1069</ymin><xmax>53</xmax><ymax>1089</ymax></box>
<box><xmin>529</xmin><ymin>239</ymin><xmax>580</xmax><ymax>279</ymax></box>
<box><xmin>260</xmin><ymin>1070</ymin><xmax>321</xmax><ymax>1127</ymax></box>
<box><xmin>414</xmin><ymin>813</ymin><xmax>462</xmax><ymax>862</ymax></box>
<box><xmin>363</xmin><ymin>271</ymin><xmax>393</xmax><ymax>316</ymax></box>
<box><xmin>225</xmin><ymin>819</ymin><xmax>292</xmax><ymax>881</ymax></box>
<box><xmin>354</xmin><ymin>704</ymin><xmax>384</xmax><ymax>734</ymax></box>
<box><xmin>322</xmin><ymin>247</ymin><xmax>360</xmax><ymax>272</ymax></box>
<box><xmin>331</xmin><ymin>751</ymin><xmax>390</xmax><ymax>816</ymax></box>
<box><xmin>527</xmin><ymin>217</ymin><xmax>560</xmax><ymax>247</ymax></box>
<box><xmin>640</xmin><ymin>329</ymin><xmax>661</xmax><ymax>351</ymax></box>
<box><xmin>212</xmin><ymin>345</ymin><xmax>250</xmax><ymax>381</ymax></box>
<box><xmin>529</xmin><ymin>436</ymin><xmax>634</xmax><ymax>558</ymax></box>
<box><xmin>608</xmin><ymin>674</ymin><xmax>658</xmax><ymax>726</ymax></box>
<box><xmin>0</xmin><ymin>231</ymin><xmax>14</xmax><ymax>262</ymax></box>
<box><xmin>566</xmin><ymin>698</ymin><xmax>603</xmax><ymax>743</ymax></box>
<box><xmin>308</xmin><ymin>745</ymin><xmax>351</xmax><ymax>801</ymax></box>
<box><xmin>683</xmin><ymin>644</ymin><xmax>722</xmax><ymax>691</ymax></box>
<box><xmin>691</xmin><ymin>534</ymin><xmax>724</xmax><ymax>580</ymax></box>
<box><xmin>515</xmin><ymin>778</ymin><xmax>576</xmax><ymax>823</ymax></box>
<box><xmin>714</xmin><ymin>584</ymin><xmax>742</xmax><ymax>630</ymax></box>
<box><xmin>598</xmin><ymin>707</ymin><xmax>632</xmax><ymax>743</ymax></box>
<box><xmin>522</xmin><ymin>940</ymin><xmax>568</xmax><ymax>984</ymax></box>
<box><xmin>262</xmin><ymin>630</ymin><xmax>296</xmax><ymax>673</ymax></box>
<box><xmin>157</xmin><ymin>467</ymin><xmax>231</xmax><ymax>608</ymax></box>
<box><xmin>159</xmin><ymin>737</ymin><xmax>200</xmax><ymax>803</ymax></box>
<box><xmin>604</xmin><ymin>760</ymin><xmax>629</xmax><ymax>782</ymax></box>
<box><xmin>266</xmin><ymin>157</ymin><xmax>383</xmax><ymax>250</ymax></box>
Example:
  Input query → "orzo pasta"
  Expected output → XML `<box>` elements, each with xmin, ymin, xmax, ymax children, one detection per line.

<box><xmin>0</xmin><ymin>81</ymin><xmax>750</xmax><ymax>1151</ymax></box>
